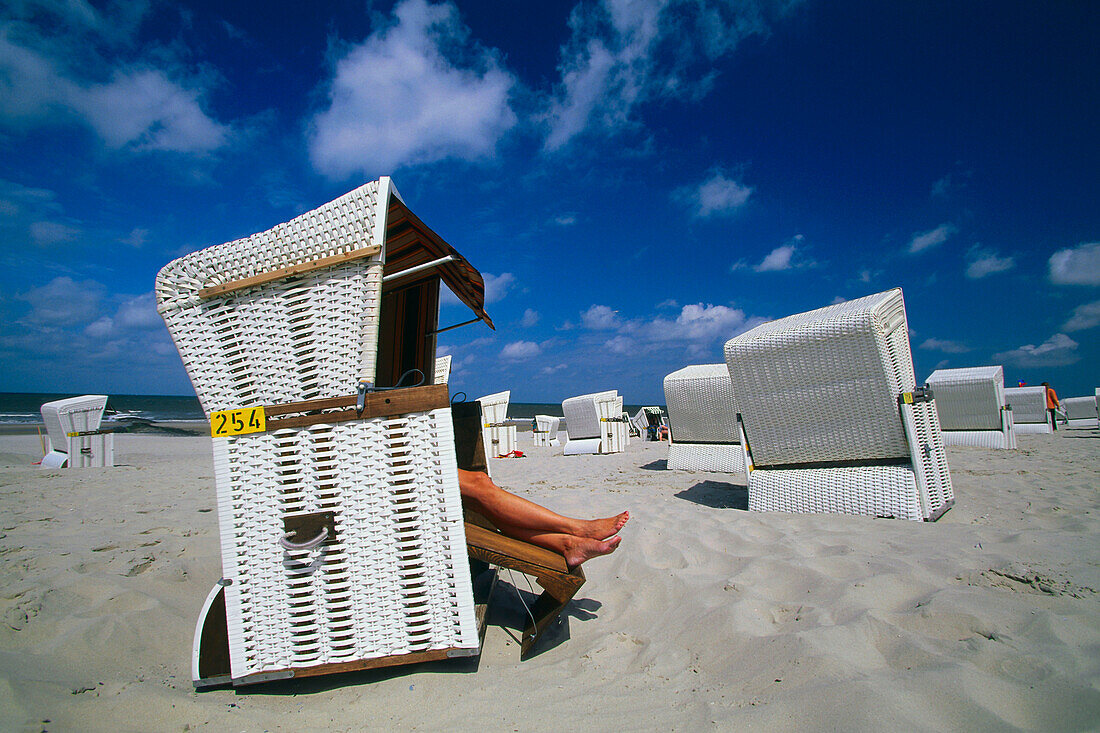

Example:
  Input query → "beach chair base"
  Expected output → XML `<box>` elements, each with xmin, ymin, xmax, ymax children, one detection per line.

<box><xmin>1015</xmin><ymin>422</ymin><xmax>1053</xmax><ymax>434</ymax></box>
<box><xmin>667</xmin><ymin>442</ymin><xmax>745</xmax><ymax>474</ymax></box>
<box><xmin>563</xmin><ymin>437</ymin><xmax>602</xmax><ymax>455</ymax></box>
<box><xmin>192</xmin><ymin>558</ymin><xmax>496</xmax><ymax>689</ymax></box>
<box><xmin>941</xmin><ymin>430</ymin><xmax>1016</xmax><ymax>449</ymax></box>
<box><xmin>464</xmin><ymin>512</ymin><xmax>585</xmax><ymax>658</ymax></box>
<box><xmin>1066</xmin><ymin>418</ymin><xmax>1098</xmax><ymax>429</ymax></box>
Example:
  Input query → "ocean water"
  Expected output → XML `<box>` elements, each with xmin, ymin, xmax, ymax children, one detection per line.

<box><xmin>0</xmin><ymin>393</ymin><xmax>664</xmax><ymax>425</ymax></box>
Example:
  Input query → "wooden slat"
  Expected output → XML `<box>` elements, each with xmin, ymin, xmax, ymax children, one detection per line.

<box><xmin>262</xmin><ymin>384</ymin><xmax>450</xmax><ymax>430</ymax></box>
<box><xmin>197</xmin><ymin>244</ymin><xmax>382</xmax><ymax>299</ymax></box>
<box><xmin>464</xmin><ymin>522</ymin><xmax>571</xmax><ymax>575</ymax></box>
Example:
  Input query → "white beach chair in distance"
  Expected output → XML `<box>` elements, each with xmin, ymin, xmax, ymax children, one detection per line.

<box><xmin>663</xmin><ymin>365</ymin><xmax>745</xmax><ymax>474</ymax></box>
<box><xmin>157</xmin><ymin>177</ymin><xmax>496</xmax><ymax>688</ymax></box>
<box><xmin>477</xmin><ymin>390</ymin><xmax>517</xmax><ymax>457</ymax></box>
<box><xmin>724</xmin><ymin>288</ymin><xmax>953</xmax><ymax>521</ymax></box>
<box><xmin>630</xmin><ymin>407</ymin><xmax>664</xmax><ymax>440</ymax></box>
<box><xmin>434</xmin><ymin>354</ymin><xmax>452</xmax><ymax>384</ymax></box>
<box><xmin>1063</xmin><ymin>395</ymin><xmax>1098</xmax><ymax>428</ymax></box>
<box><xmin>532</xmin><ymin>414</ymin><xmax>561</xmax><ymax>447</ymax></box>
<box><xmin>562</xmin><ymin>390</ymin><xmax>625</xmax><ymax>455</ymax></box>
<box><xmin>924</xmin><ymin>366</ymin><xmax>1017</xmax><ymax>449</ymax></box>
<box><xmin>1004</xmin><ymin>386</ymin><xmax>1053</xmax><ymax>434</ymax></box>
<box><xmin>39</xmin><ymin>395</ymin><xmax>114</xmax><ymax>468</ymax></box>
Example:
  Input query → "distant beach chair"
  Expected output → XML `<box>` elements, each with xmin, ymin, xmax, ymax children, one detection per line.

<box><xmin>158</xmin><ymin>177</ymin><xmax>565</xmax><ymax>687</ymax></box>
<box><xmin>477</xmin><ymin>391</ymin><xmax>518</xmax><ymax>457</ymax></box>
<box><xmin>663</xmin><ymin>364</ymin><xmax>745</xmax><ymax>473</ymax></box>
<box><xmin>561</xmin><ymin>390</ymin><xmax>627</xmax><ymax>455</ymax></box>
<box><xmin>434</xmin><ymin>354</ymin><xmax>452</xmax><ymax>384</ymax></box>
<box><xmin>924</xmin><ymin>366</ymin><xmax>1017</xmax><ymax>449</ymax></box>
<box><xmin>39</xmin><ymin>395</ymin><xmax>114</xmax><ymax>468</ymax></box>
<box><xmin>1063</xmin><ymin>395</ymin><xmax>1098</xmax><ymax>429</ymax></box>
<box><xmin>1004</xmin><ymin>386</ymin><xmax>1053</xmax><ymax>434</ymax></box>
<box><xmin>532</xmin><ymin>414</ymin><xmax>561</xmax><ymax>447</ymax></box>
<box><xmin>630</xmin><ymin>406</ymin><xmax>664</xmax><ymax>440</ymax></box>
<box><xmin>724</xmin><ymin>288</ymin><xmax>954</xmax><ymax>521</ymax></box>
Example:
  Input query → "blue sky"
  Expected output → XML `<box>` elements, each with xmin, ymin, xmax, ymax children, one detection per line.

<box><xmin>1</xmin><ymin>0</ymin><xmax>1097</xmax><ymax>404</ymax></box>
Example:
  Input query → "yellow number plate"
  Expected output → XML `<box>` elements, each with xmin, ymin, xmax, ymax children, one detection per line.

<box><xmin>210</xmin><ymin>406</ymin><xmax>266</xmax><ymax>437</ymax></box>
<box><xmin>901</xmin><ymin>392</ymin><xmax>914</xmax><ymax>404</ymax></box>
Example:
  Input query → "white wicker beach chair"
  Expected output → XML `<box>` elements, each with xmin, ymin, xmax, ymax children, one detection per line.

<box><xmin>477</xmin><ymin>390</ymin><xmax>517</xmax><ymax>457</ymax></box>
<box><xmin>629</xmin><ymin>407</ymin><xmax>664</xmax><ymax>440</ymax></box>
<box><xmin>156</xmin><ymin>177</ymin><xmax>500</xmax><ymax>687</ymax></box>
<box><xmin>924</xmin><ymin>366</ymin><xmax>1017</xmax><ymax>449</ymax></box>
<box><xmin>1004</xmin><ymin>386</ymin><xmax>1052</xmax><ymax>434</ymax></box>
<box><xmin>663</xmin><ymin>365</ymin><xmax>745</xmax><ymax>473</ymax></box>
<box><xmin>724</xmin><ymin>288</ymin><xmax>953</xmax><ymax>521</ymax></box>
<box><xmin>1063</xmin><ymin>395</ymin><xmax>1098</xmax><ymax>428</ymax></box>
<box><xmin>561</xmin><ymin>391</ymin><xmax>627</xmax><ymax>455</ymax></box>
<box><xmin>434</xmin><ymin>355</ymin><xmax>452</xmax><ymax>384</ymax></box>
<box><xmin>532</xmin><ymin>414</ymin><xmax>561</xmax><ymax>447</ymax></box>
<box><xmin>39</xmin><ymin>395</ymin><xmax>114</xmax><ymax>468</ymax></box>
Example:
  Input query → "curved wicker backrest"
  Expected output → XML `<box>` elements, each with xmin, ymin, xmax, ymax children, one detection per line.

<box><xmin>724</xmin><ymin>289</ymin><xmax>914</xmax><ymax>466</ymax></box>
<box><xmin>434</xmin><ymin>355</ymin><xmax>452</xmax><ymax>384</ymax></box>
<box><xmin>40</xmin><ymin>395</ymin><xmax>108</xmax><ymax>452</ymax></box>
<box><xmin>925</xmin><ymin>366</ymin><xmax>1006</xmax><ymax>431</ymax></box>
<box><xmin>1064</xmin><ymin>396</ymin><xmax>1097</xmax><ymax>420</ymax></box>
<box><xmin>1005</xmin><ymin>386</ymin><xmax>1047</xmax><ymax>424</ymax></box>
<box><xmin>562</xmin><ymin>390</ymin><xmax>617</xmax><ymax>439</ymax></box>
<box><xmin>477</xmin><ymin>391</ymin><xmax>510</xmax><ymax>425</ymax></box>
<box><xmin>663</xmin><ymin>364</ymin><xmax>740</xmax><ymax>444</ymax></box>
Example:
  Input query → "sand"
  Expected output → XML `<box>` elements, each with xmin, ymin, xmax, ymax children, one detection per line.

<box><xmin>0</xmin><ymin>430</ymin><xmax>1098</xmax><ymax>731</ymax></box>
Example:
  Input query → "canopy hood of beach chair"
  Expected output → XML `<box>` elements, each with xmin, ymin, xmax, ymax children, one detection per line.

<box><xmin>384</xmin><ymin>194</ymin><xmax>495</xmax><ymax>331</ymax></box>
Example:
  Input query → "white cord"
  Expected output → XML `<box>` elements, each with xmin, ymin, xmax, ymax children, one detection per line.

<box><xmin>505</xmin><ymin>568</ymin><xmax>538</xmax><ymax>633</ymax></box>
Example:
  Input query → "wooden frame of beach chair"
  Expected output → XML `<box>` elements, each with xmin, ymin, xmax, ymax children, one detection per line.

<box><xmin>561</xmin><ymin>391</ymin><xmax>626</xmax><ymax>455</ymax></box>
<box><xmin>663</xmin><ymin>365</ymin><xmax>746</xmax><ymax>474</ymax></box>
<box><xmin>1004</xmin><ymin>386</ymin><xmax>1053</xmax><ymax>434</ymax></box>
<box><xmin>38</xmin><ymin>394</ymin><xmax>114</xmax><ymax>469</ymax></box>
<box><xmin>724</xmin><ymin>288</ymin><xmax>954</xmax><ymax>521</ymax></box>
<box><xmin>158</xmin><ymin>177</ymin><xmax>507</xmax><ymax>688</ymax></box>
<box><xmin>924</xmin><ymin>366</ymin><xmax>1017</xmax><ymax>449</ymax></box>
<box><xmin>477</xmin><ymin>390</ymin><xmax>518</xmax><ymax>457</ymax></box>
<box><xmin>532</xmin><ymin>414</ymin><xmax>561</xmax><ymax>447</ymax></box>
<box><xmin>1062</xmin><ymin>395</ymin><xmax>1098</xmax><ymax>429</ymax></box>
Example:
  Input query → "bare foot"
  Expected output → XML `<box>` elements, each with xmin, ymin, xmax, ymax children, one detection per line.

<box><xmin>578</xmin><ymin>511</ymin><xmax>630</xmax><ymax>540</ymax></box>
<box><xmin>562</xmin><ymin>535</ymin><xmax>622</xmax><ymax>568</ymax></box>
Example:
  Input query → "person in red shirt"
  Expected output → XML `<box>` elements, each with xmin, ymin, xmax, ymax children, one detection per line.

<box><xmin>1042</xmin><ymin>382</ymin><xmax>1060</xmax><ymax>431</ymax></box>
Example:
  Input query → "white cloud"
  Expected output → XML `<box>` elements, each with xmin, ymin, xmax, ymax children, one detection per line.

<box><xmin>1063</xmin><ymin>300</ymin><xmax>1100</xmax><ymax>332</ymax></box>
<box><xmin>29</xmin><ymin>220</ymin><xmax>79</xmax><ymax>245</ymax></box>
<box><xmin>501</xmin><ymin>340</ymin><xmax>540</xmax><ymax>360</ymax></box>
<box><xmin>520</xmin><ymin>308</ymin><xmax>539</xmax><ymax>327</ymax></box>
<box><xmin>554</xmin><ymin>214</ymin><xmax>578</xmax><ymax>226</ymax></box>
<box><xmin>666</xmin><ymin>303</ymin><xmax>745</xmax><ymax>341</ymax></box>
<box><xmin>1049</xmin><ymin>242</ymin><xmax>1100</xmax><ymax>285</ymax></box>
<box><xmin>308</xmin><ymin>0</ymin><xmax>517</xmax><ymax>177</ymax></box>
<box><xmin>691</xmin><ymin>172</ymin><xmax>752</xmax><ymax>217</ymax></box>
<box><xmin>120</xmin><ymin>227</ymin><xmax>148</xmax><ymax>247</ymax></box>
<box><xmin>755</xmin><ymin>244</ymin><xmax>794</xmax><ymax>272</ymax></box>
<box><xmin>993</xmin><ymin>333</ymin><xmax>1080</xmax><ymax>368</ymax></box>
<box><xmin>919</xmin><ymin>337</ymin><xmax>970</xmax><ymax>354</ymax></box>
<box><xmin>482</xmin><ymin>272</ymin><xmax>515</xmax><ymax>303</ymax></box>
<box><xmin>605</xmin><ymin>334</ymin><xmax>634</xmax><ymax>355</ymax></box>
<box><xmin>19</xmin><ymin>276</ymin><xmax>104</xmax><ymax>325</ymax></box>
<box><xmin>965</xmin><ymin>246</ymin><xmax>1015</xmax><ymax>279</ymax></box>
<box><xmin>581</xmin><ymin>304</ymin><xmax>621</xmax><ymax>330</ymax></box>
<box><xmin>114</xmin><ymin>293</ymin><xmax>161</xmax><ymax>330</ymax></box>
<box><xmin>908</xmin><ymin>223</ymin><xmax>956</xmax><ymax>254</ymax></box>
<box><xmin>543</xmin><ymin>0</ymin><xmax>790</xmax><ymax>150</ymax></box>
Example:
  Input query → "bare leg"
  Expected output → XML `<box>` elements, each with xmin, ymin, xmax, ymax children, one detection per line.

<box><xmin>490</xmin><ymin>520</ymin><xmax>623</xmax><ymax>568</ymax></box>
<box><xmin>458</xmin><ymin>469</ymin><xmax>629</xmax><ymax>540</ymax></box>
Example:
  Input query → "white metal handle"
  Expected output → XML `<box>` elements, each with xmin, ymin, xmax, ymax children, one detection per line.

<box><xmin>279</xmin><ymin>526</ymin><xmax>329</xmax><ymax>551</ymax></box>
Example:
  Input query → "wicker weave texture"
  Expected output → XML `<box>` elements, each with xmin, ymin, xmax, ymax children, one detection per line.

<box><xmin>156</xmin><ymin>182</ymin><xmax>384</xmax><ymax>413</ymax></box>
<box><xmin>1005</xmin><ymin>386</ymin><xmax>1048</xmax><ymax>424</ymax></box>
<box><xmin>667</xmin><ymin>443</ymin><xmax>746</xmax><ymax>474</ymax></box>
<box><xmin>748</xmin><ymin>465</ymin><xmax>924</xmax><ymax>520</ymax></box>
<box><xmin>40</xmin><ymin>395</ymin><xmax>107</xmax><ymax>453</ymax></box>
<box><xmin>213</xmin><ymin>409</ymin><xmax>477</xmax><ymax>679</ymax></box>
<box><xmin>1014</xmin><ymin>421</ymin><xmax>1052</xmax><ymax>434</ymax></box>
<box><xmin>724</xmin><ymin>289</ymin><xmax>914</xmax><ymax>466</ymax></box>
<box><xmin>942</xmin><ymin>430</ymin><xmax>1014</xmax><ymax>448</ymax></box>
<box><xmin>901</xmin><ymin>400</ymin><xmax>953</xmax><ymax>518</ymax></box>
<box><xmin>562</xmin><ymin>391</ymin><xmax>617</xmax><ymax>441</ymax></box>
<box><xmin>1063</xmin><ymin>396</ymin><xmax>1098</xmax><ymax>420</ymax></box>
<box><xmin>663</xmin><ymin>364</ymin><xmax>741</xmax><ymax>444</ymax></box>
<box><xmin>1066</xmin><ymin>418</ymin><xmax>1098</xmax><ymax>429</ymax></box>
<box><xmin>434</xmin><ymin>355</ymin><xmax>452</xmax><ymax>384</ymax></box>
<box><xmin>925</xmin><ymin>366</ymin><xmax>1006</xmax><ymax>431</ymax></box>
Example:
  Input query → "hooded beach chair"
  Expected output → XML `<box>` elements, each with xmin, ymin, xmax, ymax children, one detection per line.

<box><xmin>663</xmin><ymin>365</ymin><xmax>745</xmax><ymax>473</ymax></box>
<box><xmin>434</xmin><ymin>354</ymin><xmax>452</xmax><ymax>384</ymax></box>
<box><xmin>924</xmin><ymin>366</ymin><xmax>1017</xmax><ymax>449</ymax></box>
<box><xmin>157</xmin><ymin>177</ymin><xmax>581</xmax><ymax>686</ymax></box>
<box><xmin>724</xmin><ymin>288</ymin><xmax>953</xmax><ymax>521</ymax></box>
<box><xmin>1063</xmin><ymin>395</ymin><xmax>1098</xmax><ymax>428</ymax></box>
<box><xmin>477</xmin><ymin>390</ymin><xmax>517</xmax><ymax>457</ymax></box>
<box><xmin>532</xmin><ymin>415</ymin><xmax>561</xmax><ymax>447</ymax></box>
<box><xmin>561</xmin><ymin>391</ymin><xmax>627</xmax><ymax>455</ymax></box>
<box><xmin>630</xmin><ymin>406</ymin><xmax>664</xmax><ymax>440</ymax></box>
<box><xmin>1004</xmin><ymin>386</ymin><xmax>1053</xmax><ymax>434</ymax></box>
<box><xmin>39</xmin><ymin>394</ymin><xmax>114</xmax><ymax>468</ymax></box>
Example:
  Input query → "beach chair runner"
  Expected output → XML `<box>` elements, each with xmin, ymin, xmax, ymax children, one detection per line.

<box><xmin>925</xmin><ymin>366</ymin><xmax>1017</xmax><ymax>449</ymax></box>
<box><xmin>1063</xmin><ymin>395</ymin><xmax>1098</xmax><ymax>429</ymax></box>
<box><xmin>157</xmin><ymin>178</ymin><xmax>498</xmax><ymax>687</ymax></box>
<box><xmin>725</xmin><ymin>288</ymin><xmax>953</xmax><ymax>521</ymax></box>
<box><xmin>1004</xmin><ymin>386</ymin><xmax>1052</xmax><ymax>434</ymax></box>
<box><xmin>663</xmin><ymin>365</ymin><xmax>745</xmax><ymax>473</ymax></box>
